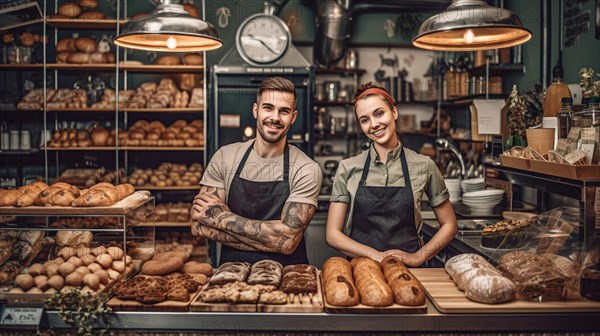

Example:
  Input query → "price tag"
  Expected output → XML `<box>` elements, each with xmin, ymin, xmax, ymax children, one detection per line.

<box><xmin>1</xmin><ymin>306</ymin><xmax>43</xmax><ymax>326</ymax></box>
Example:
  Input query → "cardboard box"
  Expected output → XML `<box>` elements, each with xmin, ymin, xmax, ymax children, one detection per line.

<box><xmin>500</xmin><ymin>154</ymin><xmax>532</xmax><ymax>170</ymax></box>
<box><xmin>528</xmin><ymin>160</ymin><xmax>600</xmax><ymax>180</ymax></box>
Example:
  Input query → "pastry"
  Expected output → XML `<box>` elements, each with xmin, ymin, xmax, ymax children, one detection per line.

<box><xmin>247</xmin><ymin>259</ymin><xmax>282</xmax><ymax>287</ymax></box>
<box><xmin>208</xmin><ymin>262</ymin><xmax>251</xmax><ymax>285</ymax></box>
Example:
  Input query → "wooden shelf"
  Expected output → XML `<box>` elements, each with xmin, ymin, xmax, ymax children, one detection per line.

<box><xmin>18</xmin><ymin>107</ymin><xmax>204</xmax><ymax>113</ymax></box>
<box><xmin>136</xmin><ymin>186</ymin><xmax>200</xmax><ymax>191</ymax></box>
<box><xmin>46</xmin><ymin>18</ymin><xmax>127</xmax><ymax>30</ymax></box>
<box><xmin>44</xmin><ymin>64</ymin><xmax>204</xmax><ymax>73</ymax></box>
<box><xmin>44</xmin><ymin>146</ymin><xmax>204</xmax><ymax>151</ymax></box>
<box><xmin>0</xmin><ymin>64</ymin><xmax>44</xmax><ymax>69</ymax></box>
<box><xmin>138</xmin><ymin>221</ymin><xmax>191</xmax><ymax>228</ymax></box>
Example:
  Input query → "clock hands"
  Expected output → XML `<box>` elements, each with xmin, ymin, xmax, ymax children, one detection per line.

<box><xmin>247</xmin><ymin>33</ymin><xmax>278</xmax><ymax>55</ymax></box>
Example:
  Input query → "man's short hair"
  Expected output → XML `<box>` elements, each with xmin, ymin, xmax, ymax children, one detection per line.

<box><xmin>256</xmin><ymin>77</ymin><xmax>297</xmax><ymax>109</ymax></box>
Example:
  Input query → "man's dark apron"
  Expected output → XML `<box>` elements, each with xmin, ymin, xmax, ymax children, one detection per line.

<box><xmin>220</xmin><ymin>142</ymin><xmax>308</xmax><ymax>266</ymax></box>
<box><xmin>349</xmin><ymin>148</ymin><xmax>421</xmax><ymax>253</ymax></box>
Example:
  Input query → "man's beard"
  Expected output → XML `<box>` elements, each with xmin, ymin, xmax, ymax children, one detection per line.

<box><xmin>257</xmin><ymin>120</ymin><xmax>287</xmax><ymax>143</ymax></box>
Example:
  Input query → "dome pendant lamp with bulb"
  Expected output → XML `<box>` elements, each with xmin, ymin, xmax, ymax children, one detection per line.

<box><xmin>114</xmin><ymin>0</ymin><xmax>222</xmax><ymax>52</ymax></box>
<box><xmin>412</xmin><ymin>0</ymin><xmax>531</xmax><ymax>51</ymax></box>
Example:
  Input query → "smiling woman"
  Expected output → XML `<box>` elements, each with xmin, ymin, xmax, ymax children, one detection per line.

<box><xmin>325</xmin><ymin>82</ymin><xmax>458</xmax><ymax>268</ymax></box>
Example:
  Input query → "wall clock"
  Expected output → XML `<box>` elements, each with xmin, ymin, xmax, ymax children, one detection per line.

<box><xmin>235</xmin><ymin>13</ymin><xmax>291</xmax><ymax>65</ymax></box>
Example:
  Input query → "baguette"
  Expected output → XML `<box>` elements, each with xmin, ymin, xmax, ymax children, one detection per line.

<box><xmin>0</xmin><ymin>190</ymin><xmax>23</xmax><ymax>206</ymax></box>
<box><xmin>322</xmin><ymin>257</ymin><xmax>359</xmax><ymax>306</ymax></box>
<box><xmin>380</xmin><ymin>256</ymin><xmax>426</xmax><ymax>306</ymax></box>
<box><xmin>351</xmin><ymin>257</ymin><xmax>393</xmax><ymax>307</ymax></box>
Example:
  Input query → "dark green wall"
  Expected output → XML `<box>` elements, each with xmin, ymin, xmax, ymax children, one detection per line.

<box><xmin>202</xmin><ymin>0</ymin><xmax>599</xmax><ymax>90</ymax></box>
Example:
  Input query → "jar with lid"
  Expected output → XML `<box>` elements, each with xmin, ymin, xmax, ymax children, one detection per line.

<box><xmin>572</xmin><ymin>96</ymin><xmax>599</xmax><ymax>128</ymax></box>
<box><xmin>557</xmin><ymin>97</ymin><xmax>573</xmax><ymax>139</ymax></box>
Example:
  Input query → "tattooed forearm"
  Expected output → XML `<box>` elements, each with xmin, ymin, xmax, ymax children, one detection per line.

<box><xmin>194</xmin><ymin>223</ymin><xmax>254</xmax><ymax>251</ymax></box>
<box><xmin>204</xmin><ymin>202</ymin><xmax>317</xmax><ymax>254</ymax></box>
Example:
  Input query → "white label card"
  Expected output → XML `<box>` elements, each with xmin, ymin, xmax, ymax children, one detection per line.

<box><xmin>1</xmin><ymin>306</ymin><xmax>43</xmax><ymax>326</ymax></box>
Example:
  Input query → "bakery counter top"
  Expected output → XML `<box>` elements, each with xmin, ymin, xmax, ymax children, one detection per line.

<box><xmin>33</xmin><ymin>303</ymin><xmax>599</xmax><ymax>333</ymax></box>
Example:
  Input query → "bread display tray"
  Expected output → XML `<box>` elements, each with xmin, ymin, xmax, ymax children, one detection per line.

<box><xmin>321</xmin><ymin>273</ymin><xmax>427</xmax><ymax>314</ymax></box>
<box><xmin>190</xmin><ymin>274</ymin><xmax>324</xmax><ymax>313</ymax></box>
<box><xmin>0</xmin><ymin>191</ymin><xmax>152</xmax><ymax>215</ymax></box>
<box><xmin>412</xmin><ymin>268</ymin><xmax>600</xmax><ymax>313</ymax></box>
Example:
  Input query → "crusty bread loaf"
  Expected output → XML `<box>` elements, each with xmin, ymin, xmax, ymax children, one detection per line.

<box><xmin>445</xmin><ymin>253</ymin><xmax>516</xmax><ymax>304</ymax></box>
<box><xmin>465</xmin><ymin>275</ymin><xmax>517</xmax><ymax>304</ymax></box>
<box><xmin>351</xmin><ymin>257</ymin><xmax>393</xmax><ymax>307</ymax></box>
<box><xmin>322</xmin><ymin>257</ymin><xmax>359</xmax><ymax>307</ymax></box>
<box><xmin>115</xmin><ymin>183</ymin><xmax>135</xmax><ymax>200</ymax></box>
<box><xmin>58</xmin><ymin>3</ymin><xmax>81</xmax><ymax>17</ymax></box>
<box><xmin>0</xmin><ymin>190</ymin><xmax>23</xmax><ymax>206</ymax></box>
<box><xmin>380</xmin><ymin>256</ymin><xmax>426</xmax><ymax>306</ymax></box>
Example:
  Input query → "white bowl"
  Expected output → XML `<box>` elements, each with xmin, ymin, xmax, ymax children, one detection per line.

<box><xmin>462</xmin><ymin>189</ymin><xmax>504</xmax><ymax>198</ymax></box>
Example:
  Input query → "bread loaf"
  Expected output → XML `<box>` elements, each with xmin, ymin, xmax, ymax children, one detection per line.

<box><xmin>183</xmin><ymin>53</ymin><xmax>203</xmax><ymax>65</ymax></box>
<box><xmin>445</xmin><ymin>253</ymin><xmax>516</xmax><ymax>304</ymax></box>
<box><xmin>78</xmin><ymin>0</ymin><xmax>98</xmax><ymax>8</ymax></box>
<box><xmin>0</xmin><ymin>190</ymin><xmax>23</xmax><ymax>206</ymax></box>
<box><xmin>154</xmin><ymin>55</ymin><xmax>181</xmax><ymax>66</ymax></box>
<box><xmin>322</xmin><ymin>257</ymin><xmax>360</xmax><ymax>306</ymax></box>
<box><xmin>465</xmin><ymin>275</ymin><xmax>517</xmax><ymax>304</ymax></box>
<box><xmin>351</xmin><ymin>257</ymin><xmax>393</xmax><ymax>307</ymax></box>
<box><xmin>380</xmin><ymin>256</ymin><xmax>426</xmax><ymax>306</ymax></box>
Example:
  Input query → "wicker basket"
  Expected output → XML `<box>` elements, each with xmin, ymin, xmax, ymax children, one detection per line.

<box><xmin>526</xmin><ymin>128</ymin><xmax>555</xmax><ymax>156</ymax></box>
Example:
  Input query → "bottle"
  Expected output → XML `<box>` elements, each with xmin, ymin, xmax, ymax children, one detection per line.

<box><xmin>544</xmin><ymin>58</ymin><xmax>572</xmax><ymax>117</ymax></box>
<box><xmin>557</xmin><ymin>97</ymin><xmax>573</xmax><ymax>139</ymax></box>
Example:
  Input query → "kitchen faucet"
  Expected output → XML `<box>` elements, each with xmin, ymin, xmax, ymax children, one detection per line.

<box><xmin>436</xmin><ymin>137</ymin><xmax>466</xmax><ymax>179</ymax></box>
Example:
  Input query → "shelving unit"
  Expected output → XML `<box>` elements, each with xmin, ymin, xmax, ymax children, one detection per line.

<box><xmin>0</xmin><ymin>1</ymin><xmax>208</xmax><ymax>253</ymax></box>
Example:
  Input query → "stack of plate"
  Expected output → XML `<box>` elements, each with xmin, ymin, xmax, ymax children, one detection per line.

<box><xmin>462</xmin><ymin>189</ymin><xmax>504</xmax><ymax>214</ymax></box>
<box><xmin>444</xmin><ymin>178</ymin><xmax>461</xmax><ymax>203</ymax></box>
<box><xmin>461</xmin><ymin>178</ymin><xmax>485</xmax><ymax>193</ymax></box>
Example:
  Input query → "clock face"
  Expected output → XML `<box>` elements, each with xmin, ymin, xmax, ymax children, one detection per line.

<box><xmin>236</xmin><ymin>14</ymin><xmax>291</xmax><ymax>65</ymax></box>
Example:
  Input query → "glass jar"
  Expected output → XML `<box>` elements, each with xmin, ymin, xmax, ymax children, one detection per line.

<box><xmin>572</xmin><ymin>96</ymin><xmax>599</xmax><ymax>128</ymax></box>
<box><xmin>557</xmin><ymin>97</ymin><xmax>573</xmax><ymax>139</ymax></box>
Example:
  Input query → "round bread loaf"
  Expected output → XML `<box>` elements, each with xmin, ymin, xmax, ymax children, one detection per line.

<box><xmin>465</xmin><ymin>275</ymin><xmax>516</xmax><ymax>304</ymax></box>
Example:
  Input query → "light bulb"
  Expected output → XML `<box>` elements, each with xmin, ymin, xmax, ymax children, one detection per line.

<box><xmin>243</xmin><ymin>126</ymin><xmax>254</xmax><ymax>138</ymax></box>
<box><xmin>463</xmin><ymin>29</ymin><xmax>475</xmax><ymax>44</ymax></box>
<box><xmin>166</xmin><ymin>36</ymin><xmax>177</xmax><ymax>50</ymax></box>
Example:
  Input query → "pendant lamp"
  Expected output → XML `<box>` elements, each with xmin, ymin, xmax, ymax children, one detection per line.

<box><xmin>412</xmin><ymin>0</ymin><xmax>531</xmax><ymax>51</ymax></box>
<box><xmin>114</xmin><ymin>0</ymin><xmax>222</xmax><ymax>52</ymax></box>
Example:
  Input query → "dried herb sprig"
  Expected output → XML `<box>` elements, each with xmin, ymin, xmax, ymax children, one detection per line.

<box><xmin>44</xmin><ymin>288</ymin><xmax>112</xmax><ymax>336</ymax></box>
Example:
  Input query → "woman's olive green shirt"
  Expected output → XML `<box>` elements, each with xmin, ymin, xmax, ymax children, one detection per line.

<box><xmin>330</xmin><ymin>142</ymin><xmax>449</xmax><ymax>234</ymax></box>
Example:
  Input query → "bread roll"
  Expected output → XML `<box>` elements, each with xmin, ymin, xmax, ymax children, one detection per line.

<box><xmin>154</xmin><ymin>55</ymin><xmax>181</xmax><ymax>66</ymax></box>
<box><xmin>322</xmin><ymin>257</ymin><xmax>360</xmax><ymax>307</ymax></box>
<box><xmin>351</xmin><ymin>257</ymin><xmax>393</xmax><ymax>307</ymax></box>
<box><xmin>0</xmin><ymin>189</ymin><xmax>23</xmax><ymax>206</ymax></box>
<box><xmin>58</xmin><ymin>3</ymin><xmax>82</xmax><ymax>17</ymax></box>
<box><xmin>183</xmin><ymin>53</ymin><xmax>203</xmax><ymax>65</ymax></box>
<box><xmin>75</xmin><ymin>37</ymin><xmax>97</xmax><ymax>53</ymax></box>
<box><xmin>380</xmin><ymin>256</ymin><xmax>425</xmax><ymax>306</ymax></box>
<box><xmin>78</xmin><ymin>0</ymin><xmax>98</xmax><ymax>8</ymax></box>
<box><xmin>67</xmin><ymin>52</ymin><xmax>90</xmax><ymax>64</ymax></box>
